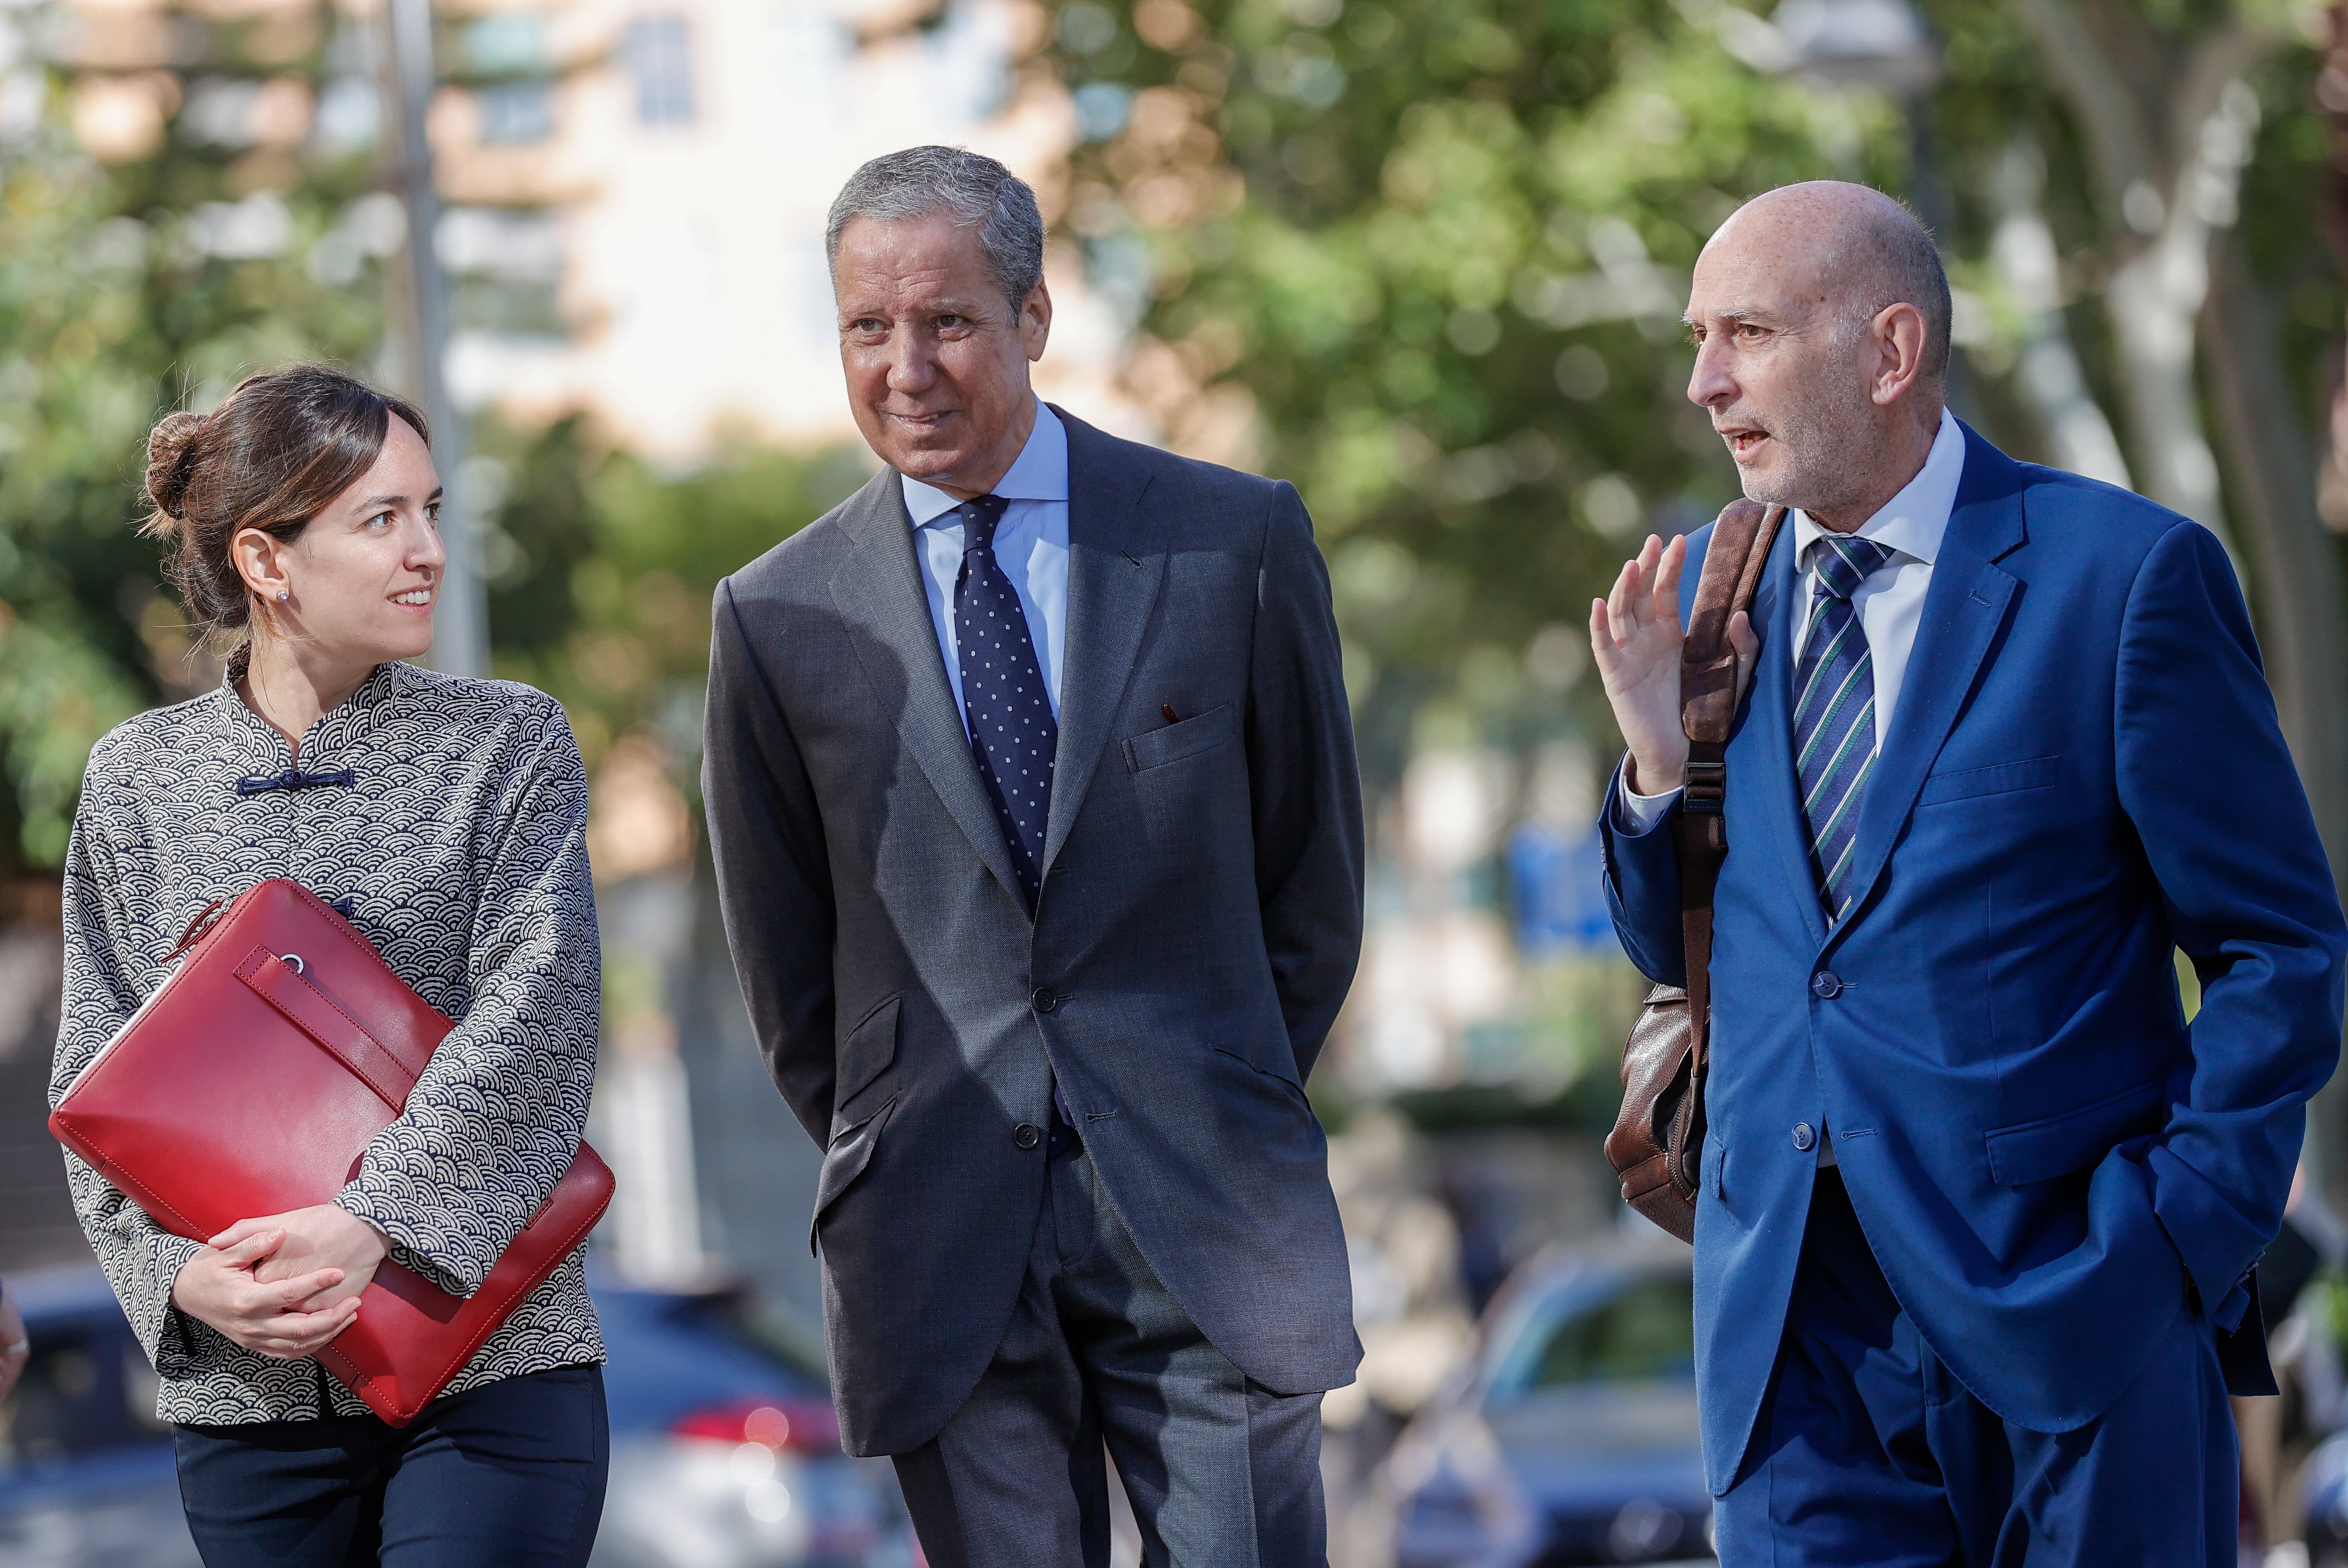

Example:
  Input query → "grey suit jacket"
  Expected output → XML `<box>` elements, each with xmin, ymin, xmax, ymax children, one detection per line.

<box><xmin>702</xmin><ymin>408</ymin><xmax>1365</xmax><ymax>1457</ymax></box>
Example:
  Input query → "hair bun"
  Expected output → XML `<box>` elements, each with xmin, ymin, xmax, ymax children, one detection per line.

<box><xmin>142</xmin><ymin>410</ymin><xmax>207</xmax><ymax>528</ymax></box>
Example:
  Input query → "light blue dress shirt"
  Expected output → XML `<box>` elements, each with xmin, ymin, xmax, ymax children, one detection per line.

<box><xmin>900</xmin><ymin>400</ymin><xmax>1070</xmax><ymax>737</ymax></box>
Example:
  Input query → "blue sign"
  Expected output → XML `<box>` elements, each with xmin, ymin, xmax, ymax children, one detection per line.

<box><xmin>1507</xmin><ymin>822</ymin><xmax>1616</xmax><ymax>956</ymax></box>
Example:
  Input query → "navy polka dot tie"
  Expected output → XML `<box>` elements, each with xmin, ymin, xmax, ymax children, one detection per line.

<box><xmin>954</xmin><ymin>495</ymin><xmax>1057</xmax><ymax>909</ymax></box>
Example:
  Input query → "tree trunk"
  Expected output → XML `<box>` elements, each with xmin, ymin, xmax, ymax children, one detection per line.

<box><xmin>2202</xmin><ymin>238</ymin><xmax>2348</xmax><ymax>1192</ymax></box>
<box><xmin>2007</xmin><ymin>0</ymin><xmax>2348</xmax><ymax>1192</ymax></box>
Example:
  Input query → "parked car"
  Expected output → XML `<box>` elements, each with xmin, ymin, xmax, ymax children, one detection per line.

<box><xmin>2304</xmin><ymin>1426</ymin><xmax>2348</xmax><ymax>1566</ymax></box>
<box><xmin>0</xmin><ymin>1267</ymin><xmax>192</xmax><ymax>1568</ymax></box>
<box><xmin>1373</xmin><ymin>1238</ymin><xmax>1713</xmax><ymax>1568</ymax></box>
<box><xmin>0</xmin><ymin>1265</ymin><xmax>915</xmax><ymax>1568</ymax></box>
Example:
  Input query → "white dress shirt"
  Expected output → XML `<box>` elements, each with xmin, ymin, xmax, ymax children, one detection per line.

<box><xmin>1618</xmin><ymin>407</ymin><xmax>1966</xmax><ymax>831</ymax></box>
<box><xmin>901</xmin><ymin>399</ymin><xmax>1070</xmax><ymax>735</ymax></box>
<box><xmin>1614</xmin><ymin>408</ymin><xmax>1966</xmax><ymax>1166</ymax></box>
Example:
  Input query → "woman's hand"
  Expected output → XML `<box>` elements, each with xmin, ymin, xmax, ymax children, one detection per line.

<box><xmin>218</xmin><ymin>1205</ymin><xmax>390</xmax><ymax>1312</ymax></box>
<box><xmin>169</xmin><ymin>1229</ymin><xmax>360</xmax><ymax>1359</ymax></box>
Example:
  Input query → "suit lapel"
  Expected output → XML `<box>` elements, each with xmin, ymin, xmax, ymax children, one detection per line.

<box><xmin>827</xmin><ymin>470</ymin><xmax>1027</xmax><ymax>909</ymax></box>
<box><xmin>1741</xmin><ymin>524</ymin><xmax>1829</xmax><ymax>951</ymax></box>
<box><xmin>1834</xmin><ymin>426</ymin><xmax>2027</xmax><ymax>930</ymax></box>
<box><xmin>1042</xmin><ymin>409</ymin><xmax>1164</xmax><ymax>871</ymax></box>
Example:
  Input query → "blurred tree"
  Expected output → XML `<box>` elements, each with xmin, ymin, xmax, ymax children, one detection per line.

<box><xmin>475</xmin><ymin>417</ymin><xmax>871</xmax><ymax>784</ymax></box>
<box><xmin>0</xmin><ymin>0</ymin><xmax>389</xmax><ymax>877</ymax></box>
<box><xmin>1040</xmin><ymin>0</ymin><xmax>2348</xmax><ymax>803</ymax></box>
<box><xmin>1040</xmin><ymin>0</ymin><xmax>1908</xmax><ymax>788</ymax></box>
<box><xmin>1968</xmin><ymin>0</ymin><xmax>2348</xmax><ymax>904</ymax></box>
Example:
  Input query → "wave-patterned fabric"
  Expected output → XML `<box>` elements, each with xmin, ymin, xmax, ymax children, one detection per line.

<box><xmin>49</xmin><ymin>656</ymin><xmax>605</xmax><ymax>1425</ymax></box>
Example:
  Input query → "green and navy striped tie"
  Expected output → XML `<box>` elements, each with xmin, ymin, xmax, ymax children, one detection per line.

<box><xmin>1793</xmin><ymin>534</ymin><xmax>1895</xmax><ymax>921</ymax></box>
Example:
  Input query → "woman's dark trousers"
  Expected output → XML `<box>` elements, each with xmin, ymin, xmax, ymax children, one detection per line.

<box><xmin>174</xmin><ymin>1364</ymin><xmax>608</xmax><ymax>1568</ymax></box>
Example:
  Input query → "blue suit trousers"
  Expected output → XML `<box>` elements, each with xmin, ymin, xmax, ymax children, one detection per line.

<box><xmin>1717</xmin><ymin>1171</ymin><xmax>2236</xmax><ymax>1567</ymax></box>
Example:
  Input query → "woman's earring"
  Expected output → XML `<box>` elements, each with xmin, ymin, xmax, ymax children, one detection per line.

<box><xmin>277</xmin><ymin>590</ymin><xmax>290</xmax><ymax>602</ymax></box>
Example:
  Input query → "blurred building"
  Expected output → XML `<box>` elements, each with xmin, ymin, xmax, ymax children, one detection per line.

<box><xmin>416</xmin><ymin>0</ymin><xmax>1141</xmax><ymax>457</ymax></box>
<box><xmin>46</xmin><ymin>0</ymin><xmax>1142</xmax><ymax>450</ymax></box>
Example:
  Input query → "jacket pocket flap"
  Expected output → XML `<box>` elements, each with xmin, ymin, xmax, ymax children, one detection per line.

<box><xmin>1919</xmin><ymin>755</ymin><xmax>2060</xmax><ymax>806</ymax></box>
<box><xmin>836</xmin><ymin>994</ymin><xmax>900</xmax><ymax>1110</ymax></box>
<box><xmin>1123</xmin><ymin>703</ymin><xmax>1236</xmax><ymax>773</ymax></box>
<box><xmin>810</xmin><ymin>1095</ymin><xmax>897</xmax><ymax>1251</ymax></box>
<box><xmin>1985</xmin><ymin>1078</ymin><xmax>2162</xmax><ymax>1187</ymax></box>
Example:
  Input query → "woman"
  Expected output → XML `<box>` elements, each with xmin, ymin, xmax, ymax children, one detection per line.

<box><xmin>48</xmin><ymin>365</ymin><xmax>606</xmax><ymax>1566</ymax></box>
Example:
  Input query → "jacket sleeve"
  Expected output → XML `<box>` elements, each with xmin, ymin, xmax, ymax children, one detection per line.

<box><xmin>335</xmin><ymin>698</ymin><xmax>600</xmax><ymax>1298</ymax></box>
<box><xmin>2118</xmin><ymin>520</ymin><xmax>2347</xmax><ymax>1324</ymax></box>
<box><xmin>1245</xmin><ymin>484</ymin><xmax>1366</xmax><ymax>1083</ymax></box>
<box><xmin>49</xmin><ymin>748</ymin><xmax>208</xmax><ymax>1375</ymax></box>
<box><xmin>1600</xmin><ymin>764</ymin><xmax>1689</xmax><ymax>986</ymax></box>
<box><xmin>702</xmin><ymin>578</ymin><xmax>838</xmax><ymax>1145</ymax></box>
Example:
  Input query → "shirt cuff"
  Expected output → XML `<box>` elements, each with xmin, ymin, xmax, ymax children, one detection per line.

<box><xmin>1615</xmin><ymin>779</ymin><xmax>1683</xmax><ymax>835</ymax></box>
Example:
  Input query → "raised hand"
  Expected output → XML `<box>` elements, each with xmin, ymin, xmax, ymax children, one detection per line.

<box><xmin>1588</xmin><ymin>534</ymin><xmax>1757</xmax><ymax>797</ymax></box>
<box><xmin>170</xmin><ymin>1227</ymin><xmax>362</xmax><ymax>1359</ymax></box>
<box><xmin>1591</xmin><ymin>535</ymin><xmax>1691</xmax><ymax>794</ymax></box>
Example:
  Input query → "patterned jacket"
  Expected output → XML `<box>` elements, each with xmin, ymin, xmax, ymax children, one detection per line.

<box><xmin>50</xmin><ymin>657</ymin><xmax>604</xmax><ymax>1425</ymax></box>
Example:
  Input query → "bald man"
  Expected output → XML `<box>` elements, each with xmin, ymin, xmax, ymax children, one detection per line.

<box><xmin>1594</xmin><ymin>182</ymin><xmax>2345</xmax><ymax>1563</ymax></box>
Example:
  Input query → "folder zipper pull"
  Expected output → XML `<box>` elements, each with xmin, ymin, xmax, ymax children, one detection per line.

<box><xmin>165</xmin><ymin>899</ymin><xmax>226</xmax><ymax>964</ymax></box>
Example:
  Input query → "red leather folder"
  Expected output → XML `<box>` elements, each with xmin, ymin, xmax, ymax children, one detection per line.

<box><xmin>51</xmin><ymin>878</ymin><xmax>614</xmax><ymax>1426</ymax></box>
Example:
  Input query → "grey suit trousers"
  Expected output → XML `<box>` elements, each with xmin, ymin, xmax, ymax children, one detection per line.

<box><xmin>891</xmin><ymin>1139</ymin><xmax>1326</xmax><ymax>1568</ymax></box>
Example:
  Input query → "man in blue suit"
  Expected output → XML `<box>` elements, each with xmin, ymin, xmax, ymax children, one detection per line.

<box><xmin>1592</xmin><ymin>180</ymin><xmax>2346</xmax><ymax>1561</ymax></box>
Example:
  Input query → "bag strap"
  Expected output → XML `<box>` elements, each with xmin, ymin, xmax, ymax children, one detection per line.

<box><xmin>235</xmin><ymin>945</ymin><xmax>419</xmax><ymax>1111</ymax></box>
<box><xmin>1663</xmin><ymin>500</ymin><xmax>1784</xmax><ymax>1188</ymax></box>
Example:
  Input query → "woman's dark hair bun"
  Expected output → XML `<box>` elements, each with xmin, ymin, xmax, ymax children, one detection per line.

<box><xmin>141</xmin><ymin>410</ymin><xmax>207</xmax><ymax>532</ymax></box>
<box><xmin>134</xmin><ymin>366</ymin><xmax>429</xmax><ymax>642</ymax></box>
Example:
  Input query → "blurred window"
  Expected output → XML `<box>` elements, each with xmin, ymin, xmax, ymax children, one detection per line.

<box><xmin>626</xmin><ymin>15</ymin><xmax>695</xmax><ymax>127</ymax></box>
<box><xmin>1520</xmin><ymin>1272</ymin><xmax>1694</xmax><ymax>1388</ymax></box>
<box><xmin>439</xmin><ymin>206</ymin><xmax>563</xmax><ymax>281</ymax></box>
<box><xmin>459</xmin><ymin>14</ymin><xmax>550</xmax><ymax>75</ymax></box>
<box><xmin>477</xmin><ymin>81</ymin><xmax>553</xmax><ymax>144</ymax></box>
<box><xmin>455</xmin><ymin>278</ymin><xmax>564</xmax><ymax>337</ymax></box>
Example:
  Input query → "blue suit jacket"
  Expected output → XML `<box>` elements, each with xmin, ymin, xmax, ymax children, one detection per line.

<box><xmin>1603</xmin><ymin>426</ymin><xmax>2346</xmax><ymax>1493</ymax></box>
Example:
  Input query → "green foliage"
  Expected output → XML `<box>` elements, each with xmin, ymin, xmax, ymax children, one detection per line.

<box><xmin>0</xmin><ymin>14</ymin><xmax>388</xmax><ymax>873</ymax></box>
<box><xmin>1047</xmin><ymin>0</ymin><xmax>2348</xmax><ymax>785</ymax></box>
<box><xmin>1048</xmin><ymin>0</ymin><xmax>1907</xmax><ymax>782</ymax></box>
<box><xmin>477</xmin><ymin>418</ymin><xmax>871</xmax><ymax>776</ymax></box>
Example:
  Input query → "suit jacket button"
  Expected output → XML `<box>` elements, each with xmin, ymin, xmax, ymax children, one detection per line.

<box><xmin>1811</xmin><ymin>972</ymin><xmax>1843</xmax><ymax>999</ymax></box>
<box><xmin>1013</xmin><ymin>1123</ymin><xmax>1042</xmax><ymax>1151</ymax></box>
<box><xmin>1031</xmin><ymin>986</ymin><xmax>1059</xmax><ymax>1013</ymax></box>
<box><xmin>1792</xmin><ymin>1122</ymin><xmax>1816</xmax><ymax>1152</ymax></box>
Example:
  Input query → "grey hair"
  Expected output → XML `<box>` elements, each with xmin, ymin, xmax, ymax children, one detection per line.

<box><xmin>825</xmin><ymin>146</ymin><xmax>1045</xmax><ymax>312</ymax></box>
<box><xmin>1833</xmin><ymin>195</ymin><xmax>1953</xmax><ymax>382</ymax></box>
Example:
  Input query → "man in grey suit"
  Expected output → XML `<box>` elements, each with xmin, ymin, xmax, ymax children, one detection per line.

<box><xmin>701</xmin><ymin>146</ymin><xmax>1364</xmax><ymax>1566</ymax></box>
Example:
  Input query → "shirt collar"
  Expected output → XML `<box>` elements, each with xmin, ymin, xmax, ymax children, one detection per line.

<box><xmin>1790</xmin><ymin>406</ymin><xmax>1965</xmax><ymax>571</ymax></box>
<box><xmin>901</xmin><ymin>399</ymin><xmax>1068</xmax><ymax>528</ymax></box>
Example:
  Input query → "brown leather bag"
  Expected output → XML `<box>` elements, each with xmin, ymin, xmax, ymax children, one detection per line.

<box><xmin>1605</xmin><ymin>499</ymin><xmax>1785</xmax><ymax>1242</ymax></box>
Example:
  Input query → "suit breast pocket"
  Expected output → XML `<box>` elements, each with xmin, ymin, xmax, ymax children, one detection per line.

<box><xmin>1123</xmin><ymin>703</ymin><xmax>1237</xmax><ymax>773</ymax></box>
<box><xmin>1918</xmin><ymin>754</ymin><xmax>2061</xmax><ymax>807</ymax></box>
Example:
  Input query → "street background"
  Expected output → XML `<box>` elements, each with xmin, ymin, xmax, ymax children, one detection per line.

<box><xmin>4</xmin><ymin>0</ymin><xmax>2348</xmax><ymax>1562</ymax></box>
